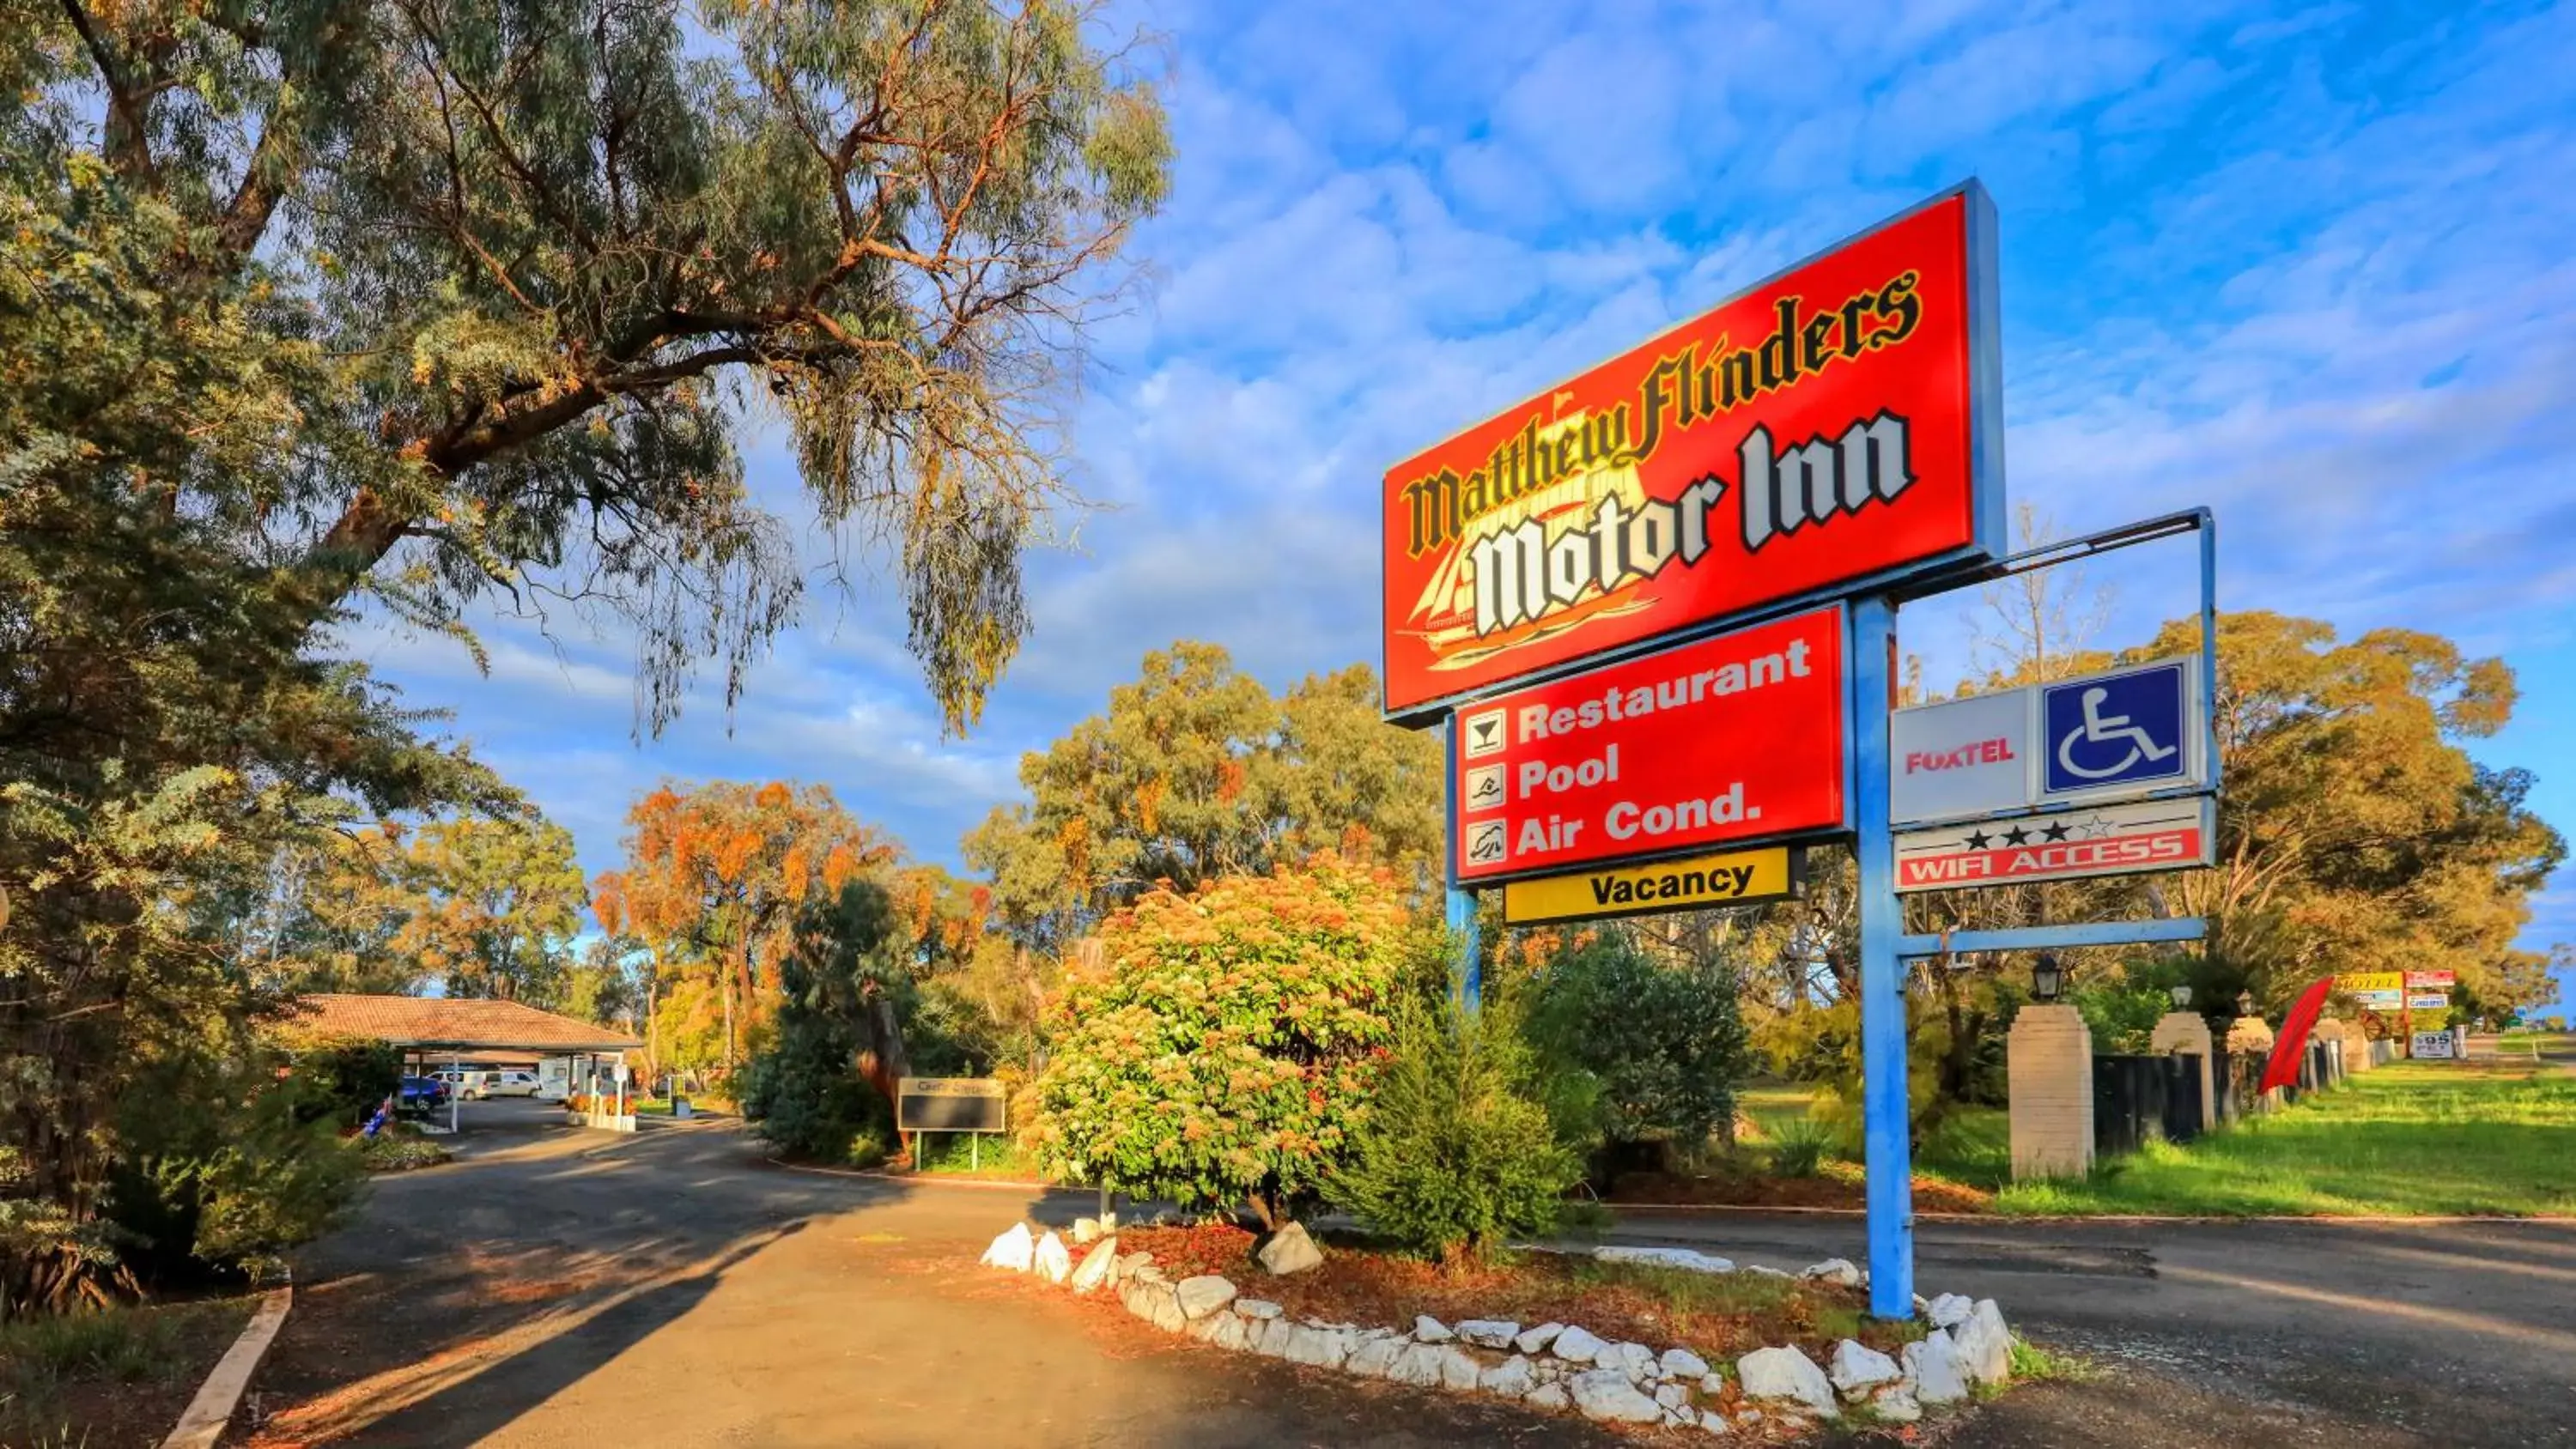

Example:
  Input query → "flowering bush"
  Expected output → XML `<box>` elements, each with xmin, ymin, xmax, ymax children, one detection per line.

<box><xmin>1030</xmin><ymin>854</ymin><xmax>1408</xmax><ymax>1227</ymax></box>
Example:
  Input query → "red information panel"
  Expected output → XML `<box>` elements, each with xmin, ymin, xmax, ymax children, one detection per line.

<box><xmin>1384</xmin><ymin>185</ymin><xmax>1998</xmax><ymax>720</ymax></box>
<box><xmin>1452</xmin><ymin>608</ymin><xmax>1846</xmax><ymax>882</ymax></box>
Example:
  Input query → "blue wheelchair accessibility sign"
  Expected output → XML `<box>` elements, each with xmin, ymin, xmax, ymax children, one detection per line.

<box><xmin>2041</xmin><ymin>661</ymin><xmax>2190</xmax><ymax>797</ymax></box>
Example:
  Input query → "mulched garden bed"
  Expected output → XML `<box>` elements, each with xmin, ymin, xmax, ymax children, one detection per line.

<box><xmin>1113</xmin><ymin>1224</ymin><xmax>1924</xmax><ymax>1367</ymax></box>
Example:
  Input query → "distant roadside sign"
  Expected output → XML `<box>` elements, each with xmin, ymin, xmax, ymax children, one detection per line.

<box><xmin>896</xmin><ymin>1077</ymin><xmax>1006</xmax><ymax>1134</ymax></box>
<box><xmin>1502</xmin><ymin>846</ymin><xmax>1800</xmax><ymax>925</ymax></box>
<box><xmin>1889</xmin><ymin>658</ymin><xmax>2207</xmax><ymax>827</ymax></box>
<box><xmin>2338</xmin><ymin>972</ymin><xmax>2404</xmax><ymax>994</ymax></box>
<box><xmin>2405</xmin><ymin>970</ymin><xmax>2457</xmax><ymax>988</ymax></box>
<box><xmin>2411</xmin><ymin>1033</ymin><xmax>2457</xmax><ymax>1060</ymax></box>
<box><xmin>2408</xmin><ymin>993</ymin><xmax>2452</xmax><ymax>1010</ymax></box>
<box><xmin>1893</xmin><ymin>796</ymin><xmax>2213</xmax><ymax>894</ymax></box>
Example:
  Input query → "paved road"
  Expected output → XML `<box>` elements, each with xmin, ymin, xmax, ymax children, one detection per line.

<box><xmin>240</xmin><ymin>1103</ymin><xmax>2576</xmax><ymax>1447</ymax></box>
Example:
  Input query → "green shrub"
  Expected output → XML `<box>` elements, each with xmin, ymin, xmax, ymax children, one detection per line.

<box><xmin>1329</xmin><ymin>996</ymin><xmax>1579</xmax><ymax>1265</ymax></box>
<box><xmin>103</xmin><ymin>1043</ymin><xmax>364</xmax><ymax>1288</ymax></box>
<box><xmin>740</xmin><ymin>882</ymin><xmax>902</xmax><ymax>1162</ymax></box>
<box><xmin>847</xmin><ymin>1131</ymin><xmax>891</xmax><ymax>1170</ymax></box>
<box><xmin>1765</xmin><ymin>1114</ymin><xmax>1837</xmax><ymax>1178</ymax></box>
<box><xmin>1031</xmin><ymin>854</ymin><xmax>1407</xmax><ymax>1228</ymax></box>
<box><xmin>280</xmin><ymin>1031</ymin><xmax>403</xmax><ymax>1126</ymax></box>
<box><xmin>1525</xmin><ymin>932</ymin><xmax>1751</xmax><ymax>1178</ymax></box>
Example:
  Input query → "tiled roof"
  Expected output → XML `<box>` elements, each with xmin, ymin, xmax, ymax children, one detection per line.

<box><xmin>285</xmin><ymin>994</ymin><xmax>643</xmax><ymax>1052</ymax></box>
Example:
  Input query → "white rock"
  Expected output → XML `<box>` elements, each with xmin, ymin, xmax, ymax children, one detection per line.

<box><xmin>1698</xmin><ymin>1409</ymin><xmax>1732</xmax><ymax>1434</ymax></box>
<box><xmin>1701</xmin><ymin>1372</ymin><xmax>1728</xmax><ymax>1395</ymax></box>
<box><xmin>1386</xmin><ymin>1343</ymin><xmax>1446</xmax><ymax>1387</ymax></box>
<box><xmin>1455</xmin><ymin>1319</ymin><xmax>1519</xmax><ymax>1349</ymax></box>
<box><xmin>1515</xmin><ymin>1322</ymin><xmax>1566</xmax><ymax>1355</ymax></box>
<box><xmin>1800</xmin><ymin>1258</ymin><xmax>1862</xmax><ymax>1287</ymax></box>
<box><xmin>1072</xmin><ymin>1216</ymin><xmax>1101</xmax><ymax>1245</ymax></box>
<box><xmin>1346</xmin><ymin>1337</ymin><xmax>1405</xmax><ymax>1379</ymax></box>
<box><xmin>1736</xmin><ymin>1346</ymin><xmax>1838</xmax><ymax>1418</ymax></box>
<box><xmin>1034</xmin><ymin>1231</ymin><xmax>1072</xmax><ymax>1284</ymax></box>
<box><xmin>1569</xmin><ymin>1367</ymin><xmax>1666</xmax><ymax>1423</ymax></box>
<box><xmin>1661</xmin><ymin>1347</ymin><xmax>1711</xmax><ymax>1379</ymax></box>
<box><xmin>1437</xmin><ymin>1346</ymin><xmax>1483</xmax><ymax>1392</ymax></box>
<box><xmin>1113</xmin><ymin>1251</ymin><xmax>1153</xmax><ymax>1282</ymax></box>
<box><xmin>1069</xmin><ymin>1238</ymin><xmax>1119</xmax><ymax>1294</ymax></box>
<box><xmin>1131</xmin><ymin>1264</ymin><xmax>1165</xmax><ymax>1284</ymax></box>
<box><xmin>1904</xmin><ymin>1333</ymin><xmax>1970</xmax><ymax>1405</ymax></box>
<box><xmin>1526</xmin><ymin>1384</ymin><xmax>1570</xmax><ymax>1411</ymax></box>
<box><xmin>1596</xmin><ymin>1245</ymin><xmax>1736</xmax><ymax>1274</ymax></box>
<box><xmin>1551</xmin><ymin>1325</ymin><xmax>1608</xmax><ymax>1364</ymax></box>
<box><xmin>1175</xmin><ymin>1275</ymin><xmax>1237</xmax><ymax>1320</ymax></box>
<box><xmin>1874</xmin><ymin>1387</ymin><xmax>1923</xmax><ymax>1423</ymax></box>
<box><xmin>1481</xmin><ymin>1355</ymin><xmax>1536</xmax><ymax>1397</ymax></box>
<box><xmin>978</xmin><ymin>1222</ymin><xmax>1035</xmax><ymax>1270</ymax></box>
<box><xmin>1953</xmin><ymin>1300</ymin><xmax>2013</xmax><ymax>1385</ymax></box>
<box><xmin>1607</xmin><ymin>1342</ymin><xmax>1660</xmax><ymax>1381</ymax></box>
<box><xmin>1252</xmin><ymin>1317</ymin><xmax>1297</xmax><ymax>1356</ymax></box>
<box><xmin>1655</xmin><ymin>1383</ymin><xmax>1691</xmax><ymax>1410</ymax></box>
<box><xmin>1928</xmin><ymin>1293</ymin><xmax>1974</xmax><ymax>1329</ymax></box>
<box><xmin>1413</xmin><ymin>1314</ymin><xmax>1455</xmax><ymax>1343</ymax></box>
<box><xmin>1743</xmin><ymin>1264</ymin><xmax>1795</xmax><ymax>1279</ymax></box>
<box><xmin>1827</xmin><ymin>1339</ymin><xmax>1902</xmax><ymax>1399</ymax></box>
<box><xmin>1194</xmin><ymin>1312</ymin><xmax>1249</xmax><ymax>1351</ymax></box>
<box><xmin>1284</xmin><ymin>1325</ymin><xmax>1352</xmax><ymax>1369</ymax></box>
<box><xmin>1255</xmin><ymin>1222</ymin><xmax>1324</xmax><ymax>1276</ymax></box>
<box><xmin>1663</xmin><ymin>1404</ymin><xmax>1697</xmax><ymax>1428</ymax></box>
<box><xmin>1235</xmin><ymin>1298</ymin><xmax>1283</xmax><ymax>1320</ymax></box>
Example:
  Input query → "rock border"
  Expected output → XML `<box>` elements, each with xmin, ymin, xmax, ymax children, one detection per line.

<box><xmin>984</xmin><ymin>1224</ymin><xmax>2019</xmax><ymax>1436</ymax></box>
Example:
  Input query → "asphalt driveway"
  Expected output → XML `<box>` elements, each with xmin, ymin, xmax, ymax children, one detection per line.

<box><xmin>236</xmin><ymin>1104</ymin><xmax>2576</xmax><ymax>1447</ymax></box>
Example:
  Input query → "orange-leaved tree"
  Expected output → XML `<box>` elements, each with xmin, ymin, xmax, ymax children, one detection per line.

<box><xmin>592</xmin><ymin>781</ymin><xmax>894</xmax><ymax>1076</ymax></box>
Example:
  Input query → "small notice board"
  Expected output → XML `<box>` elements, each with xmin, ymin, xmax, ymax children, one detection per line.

<box><xmin>896</xmin><ymin>1076</ymin><xmax>1006</xmax><ymax>1134</ymax></box>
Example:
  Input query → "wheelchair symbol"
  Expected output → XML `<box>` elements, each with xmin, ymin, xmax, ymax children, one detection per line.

<box><xmin>2055</xmin><ymin>687</ymin><xmax>2178</xmax><ymax>780</ymax></box>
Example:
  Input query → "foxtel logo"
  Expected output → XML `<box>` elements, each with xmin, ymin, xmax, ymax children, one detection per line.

<box><xmin>1468</xmin><ymin>411</ymin><xmax>1917</xmax><ymax>637</ymax></box>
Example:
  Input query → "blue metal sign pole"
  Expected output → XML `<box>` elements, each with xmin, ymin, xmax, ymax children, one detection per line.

<box><xmin>1445</xmin><ymin>715</ymin><xmax>1483</xmax><ymax>1011</ymax></box>
<box><xmin>1851</xmin><ymin>594</ymin><xmax>1913</xmax><ymax>1319</ymax></box>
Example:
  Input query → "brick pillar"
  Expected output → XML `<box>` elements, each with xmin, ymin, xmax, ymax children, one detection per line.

<box><xmin>2149</xmin><ymin>1011</ymin><xmax>2217</xmax><ymax>1131</ymax></box>
<box><xmin>2009</xmin><ymin>1004</ymin><xmax>2094</xmax><ymax>1180</ymax></box>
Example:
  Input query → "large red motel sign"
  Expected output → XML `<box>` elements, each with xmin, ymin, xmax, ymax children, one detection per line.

<box><xmin>1381</xmin><ymin>185</ymin><xmax>2011</xmax><ymax>1324</ymax></box>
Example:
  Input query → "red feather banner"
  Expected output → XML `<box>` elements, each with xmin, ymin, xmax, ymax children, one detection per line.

<box><xmin>2259</xmin><ymin>977</ymin><xmax>2335</xmax><ymax>1094</ymax></box>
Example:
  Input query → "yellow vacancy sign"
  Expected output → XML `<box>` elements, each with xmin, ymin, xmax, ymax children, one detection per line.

<box><xmin>2336</xmin><ymin>973</ymin><xmax>2405</xmax><ymax>994</ymax></box>
<box><xmin>1504</xmin><ymin>847</ymin><xmax>1800</xmax><ymax>925</ymax></box>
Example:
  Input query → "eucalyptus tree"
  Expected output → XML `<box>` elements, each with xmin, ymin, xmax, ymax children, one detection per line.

<box><xmin>0</xmin><ymin>0</ymin><xmax>1164</xmax><ymax>1313</ymax></box>
<box><xmin>11</xmin><ymin>0</ymin><xmax>1170</xmax><ymax>731</ymax></box>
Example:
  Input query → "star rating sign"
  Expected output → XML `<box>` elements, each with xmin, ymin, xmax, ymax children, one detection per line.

<box><xmin>2002</xmin><ymin>825</ymin><xmax>2031</xmax><ymax>846</ymax></box>
<box><xmin>1963</xmin><ymin>830</ymin><xmax>1992</xmax><ymax>850</ymax></box>
<box><xmin>2043</xmin><ymin>822</ymin><xmax>2071</xmax><ymax>841</ymax></box>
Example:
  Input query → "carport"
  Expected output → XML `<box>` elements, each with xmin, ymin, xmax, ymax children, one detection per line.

<box><xmin>289</xmin><ymin>993</ymin><xmax>647</xmax><ymax>1132</ymax></box>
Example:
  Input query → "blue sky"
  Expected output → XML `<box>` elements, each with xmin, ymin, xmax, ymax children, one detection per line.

<box><xmin>348</xmin><ymin>0</ymin><xmax>2575</xmax><ymax>1012</ymax></box>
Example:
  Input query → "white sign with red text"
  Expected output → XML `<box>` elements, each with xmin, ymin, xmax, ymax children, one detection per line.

<box><xmin>1888</xmin><ymin>688</ymin><xmax>2028</xmax><ymax>825</ymax></box>
<box><xmin>1893</xmin><ymin>796</ymin><xmax>2215</xmax><ymax>894</ymax></box>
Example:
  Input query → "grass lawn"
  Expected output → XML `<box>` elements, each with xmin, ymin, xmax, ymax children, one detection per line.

<box><xmin>1994</xmin><ymin>1061</ymin><xmax>2576</xmax><ymax>1217</ymax></box>
<box><xmin>910</xmin><ymin>1130</ymin><xmax>1037</xmax><ymax>1179</ymax></box>
<box><xmin>0</xmin><ymin>1296</ymin><xmax>254</xmax><ymax>1448</ymax></box>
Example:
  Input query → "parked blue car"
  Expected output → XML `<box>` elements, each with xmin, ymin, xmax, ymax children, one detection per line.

<box><xmin>396</xmin><ymin>1075</ymin><xmax>451</xmax><ymax>1114</ymax></box>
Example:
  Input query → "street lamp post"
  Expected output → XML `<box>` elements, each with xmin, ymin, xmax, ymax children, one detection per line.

<box><xmin>2032</xmin><ymin>954</ymin><xmax>2064</xmax><ymax>1003</ymax></box>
